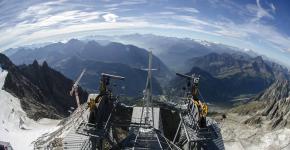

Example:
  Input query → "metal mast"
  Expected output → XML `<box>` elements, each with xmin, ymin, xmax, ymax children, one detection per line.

<box><xmin>143</xmin><ymin>51</ymin><xmax>154</xmax><ymax>126</ymax></box>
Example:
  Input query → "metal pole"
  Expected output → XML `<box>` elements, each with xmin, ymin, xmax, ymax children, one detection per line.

<box><xmin>179</xmin><ymin>114</ymin><xmax>190</xmax><ymax>143</ymax></box>
<box><xmin>173</xmin><ymin>120</ymin><xmax>182</xmax><ymax>143</ymax></box>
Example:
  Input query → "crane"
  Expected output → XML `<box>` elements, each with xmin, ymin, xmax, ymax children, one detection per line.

<box><xmin>70</xmin><ymin>69</ymin><xmax>86</xmax><ymax>110</ymax></box>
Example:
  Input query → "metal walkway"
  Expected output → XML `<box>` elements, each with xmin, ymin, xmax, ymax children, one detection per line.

<box><xmin>62</xmin><ymin>109</ymin><xmax>91</xmax><ymax>150</ymax></box>
<box><xmin>175</xmin><ymin>114</ymin><xmax>225</xmax><ymax>150</ymax></box>
<box><xmin>133</xmin><ymin>128</ymin><xmax>169</xmax><ymax>150</ymax></box>
<box><xmin>63</xmin><ymin>125</ymin><xmax>89</xmax><ymax>150</ymax></box>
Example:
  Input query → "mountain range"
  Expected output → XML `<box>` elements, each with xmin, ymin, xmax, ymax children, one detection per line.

<box><xmin>5</xmin><ymin>39</ymin><xmax>169</xmax><ymax>96</ymax></box>
<box><xmin>4</xmin><ymin>35</ymin><xmax>290</xmax><ymax>105</ymax></box>
<box><xmin>85</xmin><ymin>34</ymin><xmax>259</xmax><ymax>72</ymax></box>
<box><xmin>187</xmin><ymin>53</ymin><xmax>288</xmax><ymax>79</ymax></box>
<box><xmin>169</xmin><ymin>53</ymin><xmax>289</xmax><ymax>105</ymax></box>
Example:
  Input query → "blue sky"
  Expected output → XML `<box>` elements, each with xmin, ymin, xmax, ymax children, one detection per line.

<box><xmin>0</xmin><ymin>0</ymin><xmax>289</xmax><ymax>67</ymax></box>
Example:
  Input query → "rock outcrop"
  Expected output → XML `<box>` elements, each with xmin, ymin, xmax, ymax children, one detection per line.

<box><xmin>0</xmin><ymin>53</ymin><xmax>87</xmax><ymax>120</ymax></box>
<box><xmin>234</xmin><ymin>80</ymin><xmax>290</xmax><ymax>129</ymax></box>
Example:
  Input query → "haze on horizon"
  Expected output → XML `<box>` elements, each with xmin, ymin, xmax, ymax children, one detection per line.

<box><xmin>0</xmin><ymin>0</ymin><xmax>289</xmax><ymax>67</ymax></box>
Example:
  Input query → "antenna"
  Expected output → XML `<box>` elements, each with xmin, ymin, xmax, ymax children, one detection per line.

<box><xmin>141</xmin><ymin>50</ymin><xmax>157</xmax><ymax>126</ymax></box>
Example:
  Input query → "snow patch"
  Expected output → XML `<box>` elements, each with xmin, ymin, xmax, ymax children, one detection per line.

<box><xmin>194</xmin><ymin>39</ymin><xmax>212</xmax><ymax>46</ymax></box>
<box><xmin>0</xmin><ymin>68</ymin><xmax>60</xmax><ymax>150</ymax></box>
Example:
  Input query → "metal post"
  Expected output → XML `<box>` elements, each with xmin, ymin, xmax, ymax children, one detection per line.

<box><xmin>173</xmin><ymin>120</ymin><xmax>182</xmax><ymax>143</ymax></box>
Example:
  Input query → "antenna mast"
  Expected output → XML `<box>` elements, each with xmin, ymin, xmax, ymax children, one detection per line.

<box><xmin>144</xmin><ymin>51</ymin><xmax>154</xmax><ymax>125</ymax></box>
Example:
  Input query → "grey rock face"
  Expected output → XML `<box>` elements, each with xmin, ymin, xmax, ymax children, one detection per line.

<box><xmin>0</xmin><ymin>53</ymin><xmax>87</xmax><ymax>120</ymax></box>
<box><xmin>243</xmin><ymin>80</ymin><xmax>290</xmax><ymax>129</ymax></box>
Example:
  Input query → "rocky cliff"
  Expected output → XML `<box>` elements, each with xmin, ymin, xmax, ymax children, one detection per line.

<box><xmin>232</xmin><ymin>80</ymin><xmax>290</xmax><ymax>129</ymax></box>
<box><xmin>0</xmin><ymin>53</ymin><xmax>87</xmax><ymax>120</ymax></box>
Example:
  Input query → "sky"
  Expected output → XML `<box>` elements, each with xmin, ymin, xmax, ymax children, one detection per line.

<box><xmin>0</xmin><ymin>0</ymin><xmax>289</xmax><ymax>67</ymax></box>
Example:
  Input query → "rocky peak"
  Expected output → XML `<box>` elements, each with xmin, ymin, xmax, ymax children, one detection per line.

<box><xmin>258</xmin><ymin>80</ymin><xmax>290</xmax><ymax>102</ymax></box>
<box><xmin>0</xmin><ymin>53</ymin><xmax>16</xmax><ymax>70</ymax></box>
<box><xmin>253</xmin><ymin>56</ymin><xmax>264</xmax><ymax>63</ymax></box>
<box><xmin>0</xmin><ymin>53</ymin><xmax>87</xmax><ymax>120</ymax></box>
<box><xmin>242</xmin><ymin>80</ymin><xmax>290</xmax><ymax>129</ymax></box>
<box><xmin>86</xmin><ymin>40</ymin><xmax>100</xmax><ymax>48</ymax></box>
<box><xmin>67</xmin><ymin>38</ymin><xmax>81</xmax><ymax>44</ymax></box>
<box><xmin>42</xmin><ymin>61</ymin><xmax>49</xmax><ymax>68</ymax></box>
<box><xmin>32</xmin><ymin>60</ymin><xmax>39</xmax><ymax>67</ymax></box>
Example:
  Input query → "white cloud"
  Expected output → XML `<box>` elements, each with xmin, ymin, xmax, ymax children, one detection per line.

<box><xmin>167</xmin><ymin>15</ymin><xmax>246</xmax><ymax>38</ymax></box>
<box><xmin>18</xmin><ymin>4</ymin><xmax>51</xmax><ymax>19</ymax></box>
<box><xmin>270</xmin><ymin>3</ymin><xmax>276</xmax><ymax>13</ymax></box>
<box><xmin>196</xmin><ymin>0</ymin><xmax>290</xmax><ymax>54</ymax></box>
<box><xmin>102</xmin><ymin>13</ymin><xmax>118</xmax><ymax>22</ymax></box>
<box><xmin>159</xmin><ymin>12</ymin><xmax>290</xmax><ymax>54</ymax></box>
<box><xmin>17</xmin><ymin>1</ymin><xmax>65</xmax><ymax>19</ymax></box>
<box><xmin>246</xmin><ymin>0</ymin><xmax>274</xmax><ymax>22</ymax></box>
<box><xmin>166</xmin><ymin>7</ymin><xmax>199</xmax><ymax>14</ymax></box>
<box><xmin>0</xmin><ymin>0</ymin><xmax>289</xmax><ymax>67</ymax></box>
<box><xmin>36</xmin><ymin>11</ymin><xmax>100</xmax><ymax>26</ymax></box>
<box><xmin>104</xmin><ymin>0</ymin><xmax>147</xmax><ymax>8</ymax></box>
<box><xmin>159</xmin><ymin>11</ymin><xmax>175</xmax><ymax>15</ymax></box>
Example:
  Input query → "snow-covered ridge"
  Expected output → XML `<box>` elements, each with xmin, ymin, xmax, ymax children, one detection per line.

<box><xmin>0</xmin><ymin>67</ymin><xmax>60</xmax><ymax>150</ymax></box>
